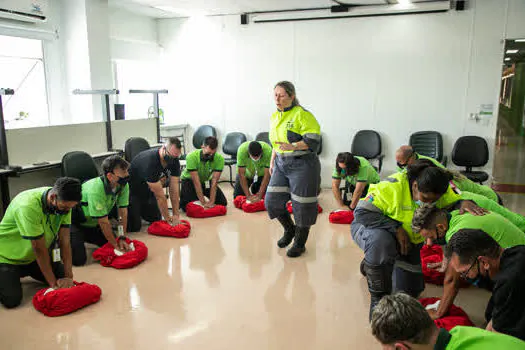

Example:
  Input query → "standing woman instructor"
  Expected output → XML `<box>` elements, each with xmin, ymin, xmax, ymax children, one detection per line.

<box><xmin>265</xmin><ymin>81</ymin><xmax>321</xmax><ymax>258</ymax></box>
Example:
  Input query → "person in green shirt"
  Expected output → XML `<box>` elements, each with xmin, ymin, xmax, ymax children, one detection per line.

<box><xmin>234</xmin><ymin>140</ymin><xmax>272</xmax><ymax>201</ymax></box>
<box><xmin>371</xmin><ymin>293</ymin><xmax>525</xmax><ymax>350</ymax></box>
<box><xmin>412</xmin><ymin>203</ymin><xmax>525</xmax><ymax>321</ymax></box>
<box><xmin>70</xmin><ymin>155</ymin><xmax>131</xmax><ymax>266</ymax></box>
<box><xmin>331</xmin><ymin>152</ymin><xmax>380</xmax><ymax>210</ymax></box>
<box><xmin>180</xmin><ymin>136</ymin><xmax>227</xmax><ymax>210</ymax></box>
<box><xmin>395</xmin><ymin>145</ymin><xmax>444</xmax><ymax>172</ymax></box>
<box><xmin>0</xmin><ymin>177</ymin><xmax>82</xmax><ymax>308</ymax></box>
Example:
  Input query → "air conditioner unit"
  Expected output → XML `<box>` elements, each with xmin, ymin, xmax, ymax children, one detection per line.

<box><xmin>0</xmin><ymin>0</ymin><xmax>48</xmax><ymax>24</ymax></box>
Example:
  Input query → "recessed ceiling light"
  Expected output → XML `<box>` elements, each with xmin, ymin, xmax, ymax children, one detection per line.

<box><xmin>515</xmin><ymin>39</ymin><xmax>525</xmax><ymax>42</ymax></box>
<box><xmin>506</xmin><ymin>49</ymin><xmax>519</xmax><ymax>54</ymax></box>
<box><xmin>397</xmin><ymin>0</ymin><xmax>412</xmax><ymax>4</ymax></box>
<box><xmin>505</xmin><ymin>57</ymin><xmax>511</xmax><ymax>61</ymax></box>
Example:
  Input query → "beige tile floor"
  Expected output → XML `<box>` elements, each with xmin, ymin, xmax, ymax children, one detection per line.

<box><xmin>0</xmin><ymin>186</ymin><xmax>495</xmax><ymax>350</ymax></box>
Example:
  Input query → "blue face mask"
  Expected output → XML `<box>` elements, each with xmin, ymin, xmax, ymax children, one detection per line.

<box><xmin>466</xmin><ymin>275</ymin><xmax>481</xmax><ymax>287</ymax></box>
<box><xmin>415</xmin><ymin>200</ymin><xmax>437</xmax><ymax>207</ymax></box>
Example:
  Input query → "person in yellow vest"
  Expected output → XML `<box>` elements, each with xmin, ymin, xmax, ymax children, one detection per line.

<box><xmin>265</xmin><ymin>81</ymin><xmax>321</xmax><ymax>258</ymax></box>
<box><xmin>351</xmin><ymin>160</ymin><xmax>484</xmax><ymax>319</ymax></box>
<box><xmin>395</xmin><ymin>145</ymin><xmax>444</xmax><ymax>172</ymax></box>
<box><xmin>371</xmin><ymin>293</ymin><xmax>525</xmax><ymax>349</ymax></box>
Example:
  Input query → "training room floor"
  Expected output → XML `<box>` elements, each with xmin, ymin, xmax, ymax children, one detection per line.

<box><xmin>0</xmin><ymin>186</ymin><xmax>496</xmax><ymax>349</ymax></box>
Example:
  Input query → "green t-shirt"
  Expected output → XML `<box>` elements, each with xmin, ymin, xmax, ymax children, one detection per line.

<box><xmin>397</xmin><ymin>153</ymin><xmax>444</xmax><ymax>172</ymax></box>
<box><xmin>453</xmin><ymin>178</ymin><xmax>499</xmax><ymax>203</ymax></box>
<box><xmin>460</xmin><ymin>191</ymin><xmax>525</xmax><ymax>231</ymax></box>
<box><xmin>0</xmin><ymin>187</ymin><xmax>72</xmax><ymax>265</ymax></box>
<box><xmin>332</xmin><ymin>156</ymin><xmax>380</xmax><ymax>186</ymax></box>
<box><xmin>80</xmin><ymin>177</ymin><xmax>129</xmax><ymax>228</ymax></box>
<box><xmin>180</xmin><ymin>150</ymin><xmax>225</xmax><ymax>182</ymax></box>
<box><xmin>435</xmin><ymin>326</ymin><xmax>525</xmax><ymax>350</ymax></box>
<box><xmin>236</xmin><ymin>141</ymin><xmax>272</xmax><ymax>179</ymax></box>
<box><xmin>446</xmin><ymin>210</ymin><xmax>525</xmax><ymax>247</ymax></box>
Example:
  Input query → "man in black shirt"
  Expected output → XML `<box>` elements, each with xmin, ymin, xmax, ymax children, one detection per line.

<box><xmin>128</xmin><ymin>137</ymin><xmax>182</xmax><ymax>232</ymax></box>
<box><xmin>445</xmin><ymin>229</ymin><xmax>525</xmax><ymax>341</ymax></box>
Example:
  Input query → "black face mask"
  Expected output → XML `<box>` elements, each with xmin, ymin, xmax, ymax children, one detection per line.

<box><xmin>117</xmin><ymin>176</ymin><xmax>130</xmax><ymax>185</ymax></box>
<box><xmin>163</xmin><ymin>147</ymin><xmax>179</xmax><ymax>165</ymax></box>
<box><xmin>397</xmin><ymin>162</ymin><xmax>408</xmax><ymax>169</ymax></box>
<box><xmin>51</xmin><ymin>202</ymin><xmax>69</xmax><ymax>215</ymax></box>
<box><xmin>433</xmin><ymin>235</ymin><xmax>447</xmax><ymax>246</ymax></box>
<box><xmin>201</xmin><ymin>153</ymin><xmax>214</xmax><ymax>161</ymax></box>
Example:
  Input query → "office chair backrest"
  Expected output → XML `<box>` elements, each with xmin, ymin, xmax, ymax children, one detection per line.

<box><xmin>351</xmin><ymin>130</ymin><xmax>382</xmax><ymax>159</ymax></box>
<box><xmin>409</xmin><ymin>131</ymin><xmax>444</xmax><ymax>162</ymax></box>
<box><xmin>124</xmin><ymin>137</ymin><xmax>150</xmax><ymax>162</ymax></box>
<box><xmin>193</xmin><ymin>125</ymin><xmax>217</xmax><ymax>149</ymax></box>
<box><xmin>61</xmin><ymin>151</ymin><xmax>99</xmax><ymax>184</ymax></box>
<box><xmin>255</xmin><ymin>132</ymin><xmax>271</xmax><ymax>145</ymax></box>
<box><xmin>223</xmin><ymin>132</ymin><xmax>247</xmax><ymax>157</ymax></box>
<box><xmin>452</xmin><ymin>136</ymin><xmax>489</xmax><ymax>167</ymax></box>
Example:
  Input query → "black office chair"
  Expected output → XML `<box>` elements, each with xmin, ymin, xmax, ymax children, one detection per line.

<box><xmin>255</xmin><ymin>132</ymin><xmax>271</xmax><ymax>145</ymax></box>
<box><xmin>409</xmin><ymin>131</ymin><xmax>447</xmax><ymax>166</ymax></box>
<box><xmin>193</xmin><ymin>125</ymin><xmax>217</xmax><ymax>149</ymax></box>
<box><xmin>451</xmin><ymin>136</ymin><xmax>489</xmax><ymax>184</ymax></box>
<box><xmin>61</xmin><ymin>151</ymin><xmax>99</xmax><ymax>184</ymax></box>
<box><xmin>316</xmin><ymin>134</ymin><xmax>323</xmax><ymax>155</ymax></box>
<box><xmin>124</xmin><ymin>137</ymin><xmax>150</xmax><ymax>162</ymax></box>
<box><xmin>222</xmin><ymin>132</ymin><xmax>247</xmax><ymax>186</ymax></box>
<box><xmin>351</xmin><ymin>130</ymin><xmax>384</xmax><ymax>173</ymax></box>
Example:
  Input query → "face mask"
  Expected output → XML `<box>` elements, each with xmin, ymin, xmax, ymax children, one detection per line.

<box><xmin>465</xmin><ymin>274</ymin><xmax>481</xmax><ymax>287</ymax></box>
<box><xmin>202</xmin><ymin>153</ymin><xmax>213</xmax><ymax>161</ymax></box>
<box><xmin>51</xmin><ymin>201</ymin><xmax>69</xmax><ymax>215</ymax></box>
<box><xmin>117</xmin><ymin>176</ymin><xmax>130</xmax><ymax>185</ymax></box>
<box><xmin>250</xmin><ymin>157</ymin><xmax>260</xmax><ymax>162</ymax></box>
<box><xmin>433</xmin><ymin>236</ymin><xmax>447</xmax><ymax>246</ymax></box>
<box><xmin>397</xmin><ymin>162</ymin><xmax>407</xmax><ymax>169</ymax></box>
<box><xmin>415</xmin><ymin>199</ymin><xmax>437</xmax><ymax>207</ymax></box>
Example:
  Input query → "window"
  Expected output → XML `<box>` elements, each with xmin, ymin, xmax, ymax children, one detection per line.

<box><xmin>113</xmin><ymin>59</ymin><xmax>164</xmax><ymax>121</ymax></box>
<box><xmin>0</xmin><ymin>35</ymin><xmax>49</xmax><ymax>129</ymax></box>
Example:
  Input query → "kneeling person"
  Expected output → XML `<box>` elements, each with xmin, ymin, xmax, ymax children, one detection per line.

<box><xmin>180</xmin><ymin>136</ymin><xmax>227</xmax><ymax>210</ymax></box>
<box><xmin>0</xmin><ymin>178</ymin><xmax>81</xmax><ymax>308</ymax></box>
<box><xmin>234</xmin><ymin>140</ymin><xmax>272</xmax><ymax>201</ymax></box>
<box><xmin>71</xmin><ymin>155</ymin><xmax>131</xmax><ymax>266</ymax></box>
<box><xmin>446</xmin><ymin>229</ymin><xmax>525</xmax><ymax>341</ymax></box>
<box><xmin>371</xmin><ymin>293</ymin><xmax>525</xmax><ymax>349</ymax></box>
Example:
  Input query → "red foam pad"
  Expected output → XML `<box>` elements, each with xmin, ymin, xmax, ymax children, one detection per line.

<box><xmin>419</xmin><ymin>297</ymin><xmax>475</xmax><ymax>330</ymax></box>
<box><xmin>286</xmin><ymin>201</ymin><xmax>323</xmax><ymax>214</ymax></box>
<box><xmin>92</xmin><ymin>238</ymin><xmax>148</xmax><ymax>269</ymax></box>
<box><xmin>233</xmin><ymin>196</ymin><xmax>266</xmax><ymax>213</ymax></box>
<box><xmin>420</xmin><ymin>244</ymin><xmax>446</xmax><ymax>285</ymax></box>
<box><xmin>33</xmin><ymin>281</ymin><xmax>101</xmax><ymax>317</ymax></box>
<box><xmin>186</xmin><ymin>201</ymin><xmax>227</xmax><ymax>218</ymax></box>
<box><xmin>329</xmin><ymin>210</ymin><xmax>355</xmax><ymax>224</ymax></box>
<box><xmin>148</xmin><ymin>220</ymin><xmax>191</xmax><ymax>238</ymax></box>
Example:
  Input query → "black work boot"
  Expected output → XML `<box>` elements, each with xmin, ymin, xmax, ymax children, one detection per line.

<box><xmin>287</xmin><ymin>226</ymin><xmax>310</xmax><ymax>258</ymax></box>
<box><xmin>363</xmin><ymin>262</ymin><xmax>393</xmax><ymax>321</ymax></box>
<box><xmin>276</xmin><ymin>213</ymin><xmax>296</xmax><ymax>248</ymax></box>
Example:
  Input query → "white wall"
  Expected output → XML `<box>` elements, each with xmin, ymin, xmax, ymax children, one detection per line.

<box><xmin>109</xmin><ymin>8</ymin><xmax>160</xmax><ymax>61</ymax></box>
<box><xmin>157</xmin><ymin>0</ymin><xmax>525</xmax><ymax>187</ymax></box>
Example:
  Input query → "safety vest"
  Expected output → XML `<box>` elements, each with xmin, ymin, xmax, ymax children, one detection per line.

<box><xmin>366</xmin><ymin>172</ymin><xmax>460</xmax><ymax>244</ymax></box>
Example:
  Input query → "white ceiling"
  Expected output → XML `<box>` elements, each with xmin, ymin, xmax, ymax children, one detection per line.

<box><xmin>108</xmin><ymin>0</ymin><xmax>442</xmax><ymax>18</ymax></box>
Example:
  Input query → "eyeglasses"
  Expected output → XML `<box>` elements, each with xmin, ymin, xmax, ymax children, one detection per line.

<box><xmin>460</xmin><ymin>258</ymin><xmax>479</xmax><ymax>279</ymax></box>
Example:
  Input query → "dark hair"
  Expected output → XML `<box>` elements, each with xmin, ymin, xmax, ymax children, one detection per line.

<box><xmin>411</xmin><ymin>158</ymin><xmax>465</xmax><ymax>182</ymax></box>
<box><xmin>335</xmin><ymin>152</ymin><xmax>360</xmax><ymax>176</ymax></box>
<box><xmin>275</xmin><ymin>81</ymin><xmax>300</xmax><ymax>107</ymax></box>
<box><xmin>166</xmin><ymin>137</ymin><xmax>182</xmax><ymax>149</ymax></box>
<box><xmin>444</xmin><ymin>229</ymin><xmax>501</xmax><ymax>263</ymax></box>
<box><xmin>371</xmin><ymin>293</ymin><xmax>436</xmax><ymax>345</ymax></box>
<box><xmin>53</xmin><ymin>177</ymin><xmax>82</xmax><ymax>202</ymax></box>
<box><xmin>102</xmin><ymin>155</ymin><xmax>129</xmax><ymax>175</ymax></box>
<box><xmin>411</xmin><ymin>204</ymin><xmax>447</xmax><ymax>234</ymax></box>
<box><xmin>407</xmin><ymin>160</ymin><xmax>452</xmax><ymax>195</ymax></box>
<box><xmin>248</xmin><ymin>141</ymin><xmax>263</xmax><ymax>157</ymax></box>
<box><xmin>203</xmin><ymin>136</ymin><xmax>218</xmax><ymax>150</ymax></box>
